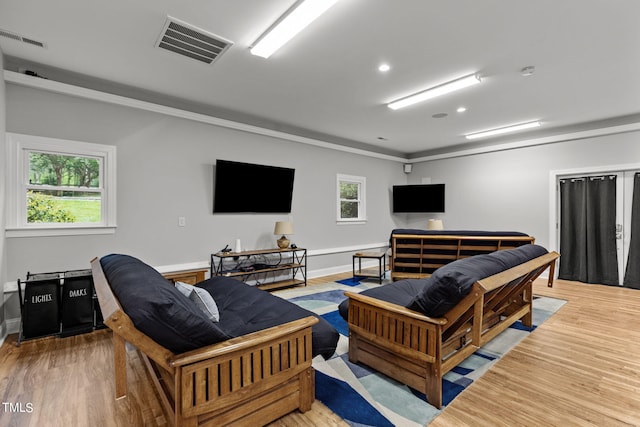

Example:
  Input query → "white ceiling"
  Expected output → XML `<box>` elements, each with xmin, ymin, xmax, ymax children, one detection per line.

<box><xmin>1</xmin><ymin>0</ymin><xmax>639</xmax><ymax>158</ymax></box>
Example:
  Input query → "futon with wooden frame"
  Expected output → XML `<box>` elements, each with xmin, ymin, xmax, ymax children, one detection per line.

<box><xmin>91</xmin><ymin>254</ymin><xmax>339</xmax><ymax>427</ymax></box>
<box><xmin>339</xmin><ymin>244</ymin><xmax>559</xmax><ymax>409</ymax></box>
<box><xmin>389</xmin><ymin>229</ymin><xmax>555</xmax><ymax>287</ymax></box>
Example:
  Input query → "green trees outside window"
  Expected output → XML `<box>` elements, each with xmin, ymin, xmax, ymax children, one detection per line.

<box><xmin>27</xmin><ymin>152</ymin><xmax>102</xmax><ymax>223</ymax></box>
<box><xmin>340</xmin><ymin>182</ymin><xmax>360</xmax><ymax>219</ymax></box>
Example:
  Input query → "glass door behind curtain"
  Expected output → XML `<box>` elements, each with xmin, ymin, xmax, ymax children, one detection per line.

<box><xmin>623</xmin><ymin>172</ymin><xmax>640</xmax><ymax>288</ymax></box>
<box><xmin>558</xmin><ymin>175</ymin><xmax>619</xmax><ymax>285</ymax></box>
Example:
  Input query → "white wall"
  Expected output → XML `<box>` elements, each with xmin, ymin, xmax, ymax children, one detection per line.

<box><xmin>8</xmin><ymin>71</ymin><xmax>637</xmax><ymax>337</ymax></box>
<box><xmin>408</xmin><ymin>131</ymin><xmax>640</xmax><ymax>249</ymax></box>
<box><xmin>0</xmin><ymin>51</ymin><xmax>7</xmax><ymax>335</ymax></box>
<box><xmin>4</xmin><ymin>83</ymin><xmax>407</xmax><ymax>282</ymax></box>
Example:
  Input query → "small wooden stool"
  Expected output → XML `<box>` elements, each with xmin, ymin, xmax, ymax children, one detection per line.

<box><xmin>352</xmin><ymin>251</ymin><xmax>386</xmax><ymax>284</ymax></box>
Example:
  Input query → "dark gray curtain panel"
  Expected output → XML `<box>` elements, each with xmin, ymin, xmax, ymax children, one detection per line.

<box><xmin>558</xmin><ymin>175</ymin><xmax>619</xmax><ymax>285</ymax></box>
<box><xmin>623</xmin><ymin>173</ymin><xmax>640</xmax><ymax>289</ymax></box>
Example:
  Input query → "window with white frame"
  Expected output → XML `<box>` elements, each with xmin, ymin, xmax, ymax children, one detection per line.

<box><xmin>6</xmin><ymin>133</ymin><xmax>116</xmax><ymax>237</ymax></box>
<box><xmin>337</xmin><ymin>174</ymin><xmax>366</xmax><ymax>223</ymax></box>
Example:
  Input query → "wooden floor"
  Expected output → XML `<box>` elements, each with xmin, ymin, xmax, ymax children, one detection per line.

<box><xmin>1</xmin><ymin>274</ymin><xmax>639</xmax><ymax>426</ymax></box>
<box><xmin>431</xmin><ymin>278</ymin><xmax>640</xmax><ymax>427</ymax></box>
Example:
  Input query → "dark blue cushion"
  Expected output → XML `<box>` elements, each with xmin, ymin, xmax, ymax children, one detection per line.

<box><xmin>100</xmin><ymin>254</ymin><xmax>230</xmax><ymax>354</ymax></box>
<box><xmin>407</xmin><ymin>244</ymin><xmax>548</xmax><ymax>317</ymax></box>
<box><xmin>338</xmin><ymin>278</ymin><xmax>425</xmax><ymax>320</ymax></box>
<box><xmin>197</xmin><ymin>276</ymin><xmax>339</xmax><ymax>359</ymax></box>
<box><xmin>391</xmin><ymin>229</ymin><xmax>530</xmax><ymax>237</ymax></box>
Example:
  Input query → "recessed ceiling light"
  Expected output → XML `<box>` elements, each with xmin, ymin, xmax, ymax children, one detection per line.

<box><xmin>465</xmin><ymin>121</ymin><xmax>541</xmax><ymax>139</ymax></box>
<box><xmin>456</xmin><ymin>106</ymin><xmax>467</xmax><ymax>113</ymax></box>
<box><xmin>387</xmin><ymin>73</ymin><xmax>481</xmax><ymax>110</ymax></box>
<box><xmin>378</xmin><ymin>63</ymin><xmax>390</xmax><ymax>72</ymax></box>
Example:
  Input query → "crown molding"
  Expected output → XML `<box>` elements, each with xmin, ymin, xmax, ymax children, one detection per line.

<box><xmin>408</xmin><ymin>122</ymin><xmax>640</xmax><ymax>163</ymax></box>
<box><xmin>7</xmin><ymin>70</ymin><xmax>637</xmax><ymax>166</ymax></box>
<box><xmin>4</xmin><ymin>70</ymin><xmax>407</xmax><ymax>163</ymax></box>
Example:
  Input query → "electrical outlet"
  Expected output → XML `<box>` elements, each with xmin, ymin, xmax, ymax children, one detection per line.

<box><xmin>178</xmin><ymin>217</ymin><xmax>186</xmax><ymax>227</ymax></box>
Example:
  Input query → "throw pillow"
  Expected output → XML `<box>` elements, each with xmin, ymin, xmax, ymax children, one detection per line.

<box><xmin>174</xmin><ymin>281</ymin><xmax>192</xmax><ymax>298</ymax></box>
<box><xmin>189</xmin><ymin>285</ymin><xmax>220</xmax><ymax>322</ymax></box>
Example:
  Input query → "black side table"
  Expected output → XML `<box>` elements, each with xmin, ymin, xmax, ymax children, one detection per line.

<box><xmin>352</xmin><ymin>251</ymin><xmax>386</xmax><ymax>284</ymax></box>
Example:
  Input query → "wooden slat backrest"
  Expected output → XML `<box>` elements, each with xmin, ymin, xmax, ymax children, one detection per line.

<box><xmin>390</xmin><ymin>233</ymin><xmax>536</xmax><ymax>279</ymax></box>
<box><xmin>441</xmin><ymin>251</ymin><xmax>558</xmax><ymax>341</ymax></box>
<box><xmin>476</xmin><ymin>251</ymin><xmax>558</xmax><ymax>292</ymax></box>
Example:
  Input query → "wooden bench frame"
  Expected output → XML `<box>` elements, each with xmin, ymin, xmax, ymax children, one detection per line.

<box><xmin>344</xmin><ymin>251</ymin><xmax>559</xmax><ymax>409</ymax></box>
<box><xmin>389</xmin><ymin>233</ymin><xmax>555</xmax><ymax>287</ymax></box>
<box><xmin>91</xmin><ymin>257</ymin><xmax>318</xmax><ymax>427</ymax></box>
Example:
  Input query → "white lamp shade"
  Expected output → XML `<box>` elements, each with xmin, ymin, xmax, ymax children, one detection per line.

<box><xmin>427</xmin><ymin>219</ymin><xmax>444</xmax><ymax>230</ymax></box>
<box><xmin>274</xmin><ymin>221</ymin><xmax>294</xmax><ymax>235</ymax></box>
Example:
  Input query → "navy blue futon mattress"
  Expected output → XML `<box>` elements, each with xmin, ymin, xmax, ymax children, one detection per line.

<box><xmin>197</xmin><ymin>276</ymin><xmax>339</xmax><ymax>359</ymax></box>
<box><xmin>339</xmin><ymin>244</ymin><xmax>548</xmax><ymax>320</ymax></box>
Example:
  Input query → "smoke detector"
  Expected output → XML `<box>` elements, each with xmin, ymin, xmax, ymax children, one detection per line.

<box><xmin>520</xmin><ymin>66</ymin><xmax>536</xmax><ymax>77</ymax></box>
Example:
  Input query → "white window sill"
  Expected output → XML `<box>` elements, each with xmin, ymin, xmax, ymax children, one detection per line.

<box><xmin>6</xmin><ymin>226</ymin><xmax>117</xmax><ymax>238</ymax></box>
<box><xmin>336</xmin><ymin>220</ymin><xmax>367</xmax><ymax>225</ymax></box>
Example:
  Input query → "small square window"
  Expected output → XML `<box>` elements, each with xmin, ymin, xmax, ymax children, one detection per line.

<box><xmin>337</xmin><ymin>174</ymin><xmax>366</xmax><ymax>223</ymax></box>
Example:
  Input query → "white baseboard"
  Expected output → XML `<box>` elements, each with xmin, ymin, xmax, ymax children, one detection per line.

<box><xmin>5</xmin><ymin>317</ymin><xmax>20</xmax><ymax>335</ymax></box>
<box><xmin>0</xmin><ymin>265</ymin><xmax>553</xmax><ymax>345</ymax></box>
<box><xmin>0</xmin><ymin>321</ymin><xmax>5</xmax><ymax>347</ymax></box>
<box><xmin>308</xmin><ymin>264</ymin><xmax>351</xmax><ymax>279</ymax></box>
<box><xmin>308</xmin><ymin>259</ymin><xmax>383</xmax><ymax>280</ymax></box>
<box><xmin>155</xmin><ymin>261</ymin><xmax>210</xmax><ymax>275</ymax></box>
<box><xmin>3</xmin><ymin>280</ymin><xmax>19</xmax><ymax>293</ymax></box>
<box><xmin>307</xmin><ymin>242</ymin><xmax>388</xmax><ymax>257</ymax></box>
<box><xmin>3</xmin><ymin>242</ymin><xmax>390</xmax><ymax>293</ymax></box>
<box><xmin>0</xmin><ymin>317</ymin><xmax>20</xmax><ymax>345</ymax></box>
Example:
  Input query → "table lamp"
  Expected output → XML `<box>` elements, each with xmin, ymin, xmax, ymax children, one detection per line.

<box><xmin>274</xmin><ymin>221</ymin><xmax>294</xmax><ymax>249</ymax></box>
<box><xmin>427</xmin><ymin>219</ymin><xmax>444</xmax><ymax>230</ymax></box>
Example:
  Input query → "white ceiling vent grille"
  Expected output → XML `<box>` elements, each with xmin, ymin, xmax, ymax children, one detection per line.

<box><xmin>156</xmin><ymin>17</ymin><xmax>233</xmax><ymax>65</ymax></box>
<box><xmin>0</xmin><ymin>28</ymin><xmax>46</xmax><ymax>48</ymax></box>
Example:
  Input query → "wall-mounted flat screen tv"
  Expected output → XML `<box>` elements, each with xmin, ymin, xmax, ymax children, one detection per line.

<box><xmin>392</xmin><ymin>184</ymin><xmax>445</xmax><ymax>213</ymax></box>
<box><xmin>213</xmin><ymin>159</ymin><xmax>295</xmax><ymax>213</ymax></box>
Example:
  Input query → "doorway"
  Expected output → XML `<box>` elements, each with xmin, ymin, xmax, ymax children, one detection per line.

<box><xmin>550</xmin><ymin>165</ymin><xmax>640</xmax><ymax>286</ymax></box>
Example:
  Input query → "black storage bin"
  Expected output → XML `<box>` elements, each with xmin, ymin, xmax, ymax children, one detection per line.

<box><xmin>60</xmin><ymin>270</ymin><xmax>95</xmax><ymax>337</ymax></box>
<box><xmin>20</xmin><ymin>273</ymin><xmax>61</xmax><ymax>340</ymax></box>
<box><xmin>93</xmin><ymin>296</ymin><xmax>106</xmax><ymax>329</ymax></box>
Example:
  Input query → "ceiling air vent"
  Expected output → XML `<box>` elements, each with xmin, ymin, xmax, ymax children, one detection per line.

<box><xmin>0</xmin><ymin>28</ymin><xmax>46</xmax><ymax>48</ymax></box>
<box><xmin>156</xmin><ymin>17</ymin><xmax>233</xmax><ymax>65</ymax></box>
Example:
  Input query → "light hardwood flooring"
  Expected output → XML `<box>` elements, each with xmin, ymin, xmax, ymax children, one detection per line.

<box><xmin>432</xmin><ymin>278</ymin><xmax>640</xmax><ymax>427</ymax></box>
<box><xmin>1</xmin><ymin>274</ymin><xmax>639</xmax><ymax>426</ymax></box>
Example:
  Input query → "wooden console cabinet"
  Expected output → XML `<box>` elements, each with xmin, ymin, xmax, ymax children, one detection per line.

<box><xmin>161</xmin><ymin>268</ymin><xmax>207</xmax><ymax>285</ymax></box>
<box><xmin>211</xmin><ymin>247</ymin><xmax>307</xmax><ymax>290</ymax></box>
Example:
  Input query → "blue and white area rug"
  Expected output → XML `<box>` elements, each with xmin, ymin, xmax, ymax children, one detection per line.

<box><xmin>275</xmin><ymin>278</ymin><xmax>566</xmax><ymax>427</ymax></box>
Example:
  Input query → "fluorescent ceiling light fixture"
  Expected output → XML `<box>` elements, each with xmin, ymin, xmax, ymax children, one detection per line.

<box><xmin>387</xmin><ymin>73</ymin><xmax>481</xmax><ymax>110</ymax></box>
<box><xmin>465</xmin><ymin>121</ymin><xmax>541</xmax><ymax>140</ymax></box>
<box><xmin>250</xmin><ymin>0</ymin><xmax>339</xmax><ymax>58</ymax></box>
